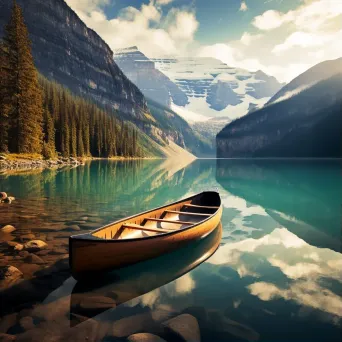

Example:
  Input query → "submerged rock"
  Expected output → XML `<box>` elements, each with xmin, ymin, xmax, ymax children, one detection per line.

<box><xmin>19</xmin><ymin>316</ymin><xmax>35</xmax><ymax>331</ymax></box>
<box><xmin>24</xmin><ymin>253</ymin><xmax>45</xmax><ymax>265</ymax></box>
<box><xmin>0</xmin><ymin>265</ymin><xmax>23</xmax><ymax>288</ymax></box>
<box><xmin>0</xmin><ymin>192</ymin><xmax>7</xmax><ymax>199</ymax></box>
<box><xmin>24</xmin><ymin>240</ymin><xmax>48</xmax><ymax>252</ymax></box>
<box><xmin>163</xmin><ymin>314</ymin><xmax>201</xmax><ymax>342</ymax></box>
<box><xmin>128</xmin><ymin>333</ymin><xmax>167</xmax><ymax>342</ymax></box>
<box><xmin>1</xmin><ymin>225</ymin><xmax>16</xmax><ymax>234</ymax></box>
<box><xmin>0</xmin><ymin>333</ymin><xmax>16</xmax><ymax>341</ymax></box>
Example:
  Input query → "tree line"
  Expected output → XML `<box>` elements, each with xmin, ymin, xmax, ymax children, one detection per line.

<box><xmin>0</xmin><ymin>1</ymin><xmax>141</xmax><ymax>158</ymax></box>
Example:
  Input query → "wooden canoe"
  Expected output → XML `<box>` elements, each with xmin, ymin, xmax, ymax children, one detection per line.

<box><xmin>69</xmin><ymin>191</ymin><xmax>222</xmax><ymax>280</ymax></box>
<box><xmin>70</xmin><ymin>224</ymin><xmax>222</xmax><ymax>324</ymax></box>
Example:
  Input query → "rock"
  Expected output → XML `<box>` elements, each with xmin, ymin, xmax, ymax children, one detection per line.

<box><xmin>19</xmin><ymin>316</ymin><xmax>35</xmax><ymax>331</ymax></box>
<box><xmin>0</xmin><ymin>192</ymin><xmax>8</xmax><ymax>199</ymax></box>
<box><xmin>18</xmin><ymin>251</ymin><xmax>29</xmax><ymax>258</ymax></box>
<box><xmin>24</xmin><ymin>240</ymin><xmax>48</xmax><ymax>252</ymax></box>
<box><xmin>0</xmin><ymin>155</ymin><xmax>7</xmax><ymax>160</ymax></box>
<box><xmin>8</xmin><ymin>197</ymin><xmax>15</xmax><ymax>202</ymax></box>
<box><xmin>0</xmin><ymin>333</ymin><xmax>16</xmax><ymax>342</ymax></box>
<box><xmin>163</xmin><ymin>314</ymin><xmax>201</xmax><ymax>342</ymax></box>
<box><xmin>1</xmin><ymin>225</ymin><xmax>16</xmax><ymax>234</ymax></box>
<box><xmin>24</xmin><ymin>254</ymin><xmax>45</xmax><ymax>265</ymax></box>
<box><xmin>80</xmin><ymin>216</ymin><xmax>89</xmax><ymax>221</ymax></box>
<box><xmin>3</xmin><ymin>198</ymin><xmax>12</xmax><ymax>204</ymax></box>
<box><xmin>63</xmin><ymin>225</ymin><xmax>80</xmax><ymax>231</ymax></box>
<box><xmin>0</xmin><ymin>266</ymin><xmax>23</xmax><ymax>288</ymax></box>
<box><xmin>62</xmin><ymin>318</ymin><xmax>98</xmax><ymax>341</ymax></box>
<box><xmin>78</xmin><ymin>296</ymin><xmax>116</xmax><ymax>316</ymax></box>
<box><xmin>127</xmin><ymin>333</ymin><xmax>167</xmax><ymax>342</ymax></box>
<box><xmin>14</xmin><ymin>244</ymin><xmax>24</xmax><ymax>251</ymax></box>
<box><xmin>49</xmin><ymin>248</ymin><xmax>68</xmax><ymax>255</ymax></box>
<box><xmin>20</xmin><ymin>234</ymin><xmax>35</xmax><ymax>241</ymax></box>
<box><xmin>0</xmin><ymin>313</ymin><xmax>18</xmax><ymax>334</ymax></box>
<box><xmin>35</xmin><ymin>250</ymin><xmax>49</xmax><ymax>256</ymax></box>
<box><xmin>5</xmin><ymin>241</ymin><xmax>19</xmax><ymax>248</ymax></box>
<box><xmin>111</xmin><ymin>313</ymin><xmax>159</xmax><ymax>338</ymax></box>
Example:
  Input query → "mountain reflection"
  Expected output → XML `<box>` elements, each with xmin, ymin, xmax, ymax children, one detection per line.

<box><xmin>216</xmin><ymin>159</ymin><xmax>342</xmax><ymax>252</ymax></box>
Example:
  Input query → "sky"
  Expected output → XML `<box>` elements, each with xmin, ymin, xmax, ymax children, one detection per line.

<box><xmin>65</xmin><ymin>0</ymin><xmax>342</xmax><ymax>82</ymax></box>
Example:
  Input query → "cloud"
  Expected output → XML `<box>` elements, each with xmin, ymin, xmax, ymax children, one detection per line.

<box><xmin>240</xmin><ymin>1</ymin><xmax>248</xmax><ymax>12</ymax></box>
<box><xmin>252</xmin><ymin>10</ymin><xmax>291</xmax><ymax>31</ymax></box>
<box><xmin>65</xmin><ymin>0</ymin><xmax>198</xmax><ymax>57</ymax></box>
<box><xmin>156</xmin><ymin>0</ymin><xmax>174</xmax><ymax>5</ymax></box>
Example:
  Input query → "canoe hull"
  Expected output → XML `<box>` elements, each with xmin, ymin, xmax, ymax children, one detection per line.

<box><xmin>69</xmin><ymin>192</ymin><xmax>222</xmax><ymax>280</ymax></box>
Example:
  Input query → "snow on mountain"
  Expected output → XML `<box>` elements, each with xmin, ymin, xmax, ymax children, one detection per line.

<box><xmin>152</xmin><ymin>57</ymin><xmax>284</xmax><ymax>122</ymax></box>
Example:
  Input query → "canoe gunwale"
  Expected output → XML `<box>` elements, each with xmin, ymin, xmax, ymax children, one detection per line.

<box><xmin>69</xmin><ymin>191</ymin><xmax>222</xmax><ymax>244</ymax></box>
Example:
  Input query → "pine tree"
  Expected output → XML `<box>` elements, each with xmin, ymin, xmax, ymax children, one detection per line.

<box><xmin>2</xmin><ymin>1</ymin><xmax>43</xmax><ymax>153</ymax></box>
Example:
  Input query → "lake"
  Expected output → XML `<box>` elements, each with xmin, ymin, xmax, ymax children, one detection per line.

<box><xmin>0</xmin><ymin>159</ymin><xmax>341</xmax><ymax>341</ymax></box>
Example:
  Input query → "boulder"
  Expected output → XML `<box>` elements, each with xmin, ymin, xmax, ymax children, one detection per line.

<box><xmin>1</xmin><ymin>225</ymin><xmax>16</xmax><ymax>234</ymax></box>
<box><xmin>0</xmin><ymin>313</ymin><xmax>18</xmax><ymax>334</ymax></box>
<box><xmin>0</xmin><ymin>265</ymin><xmax>23</xmax><ymax>288</ymax></box>
<box><xmin>78</xmin><ymin>296</ymin><xmax>116</xmax><ymax>316</ymax></box>
<box><xmin>3</xmin><ymin>198</ymin><xmax>12</xmax><ymax>204</ymax></box>
<box><xmin>20</xmin><ymin>234</ymin><xmax>35</xmax><ymax>241</ymax></box>
<box><xmin>163</xmin><ymin>314</ymin><xmax>200</xmax><ymax>342</ymax></box>
<box><xmin>128</xmin><ymin>333</ymin><xmax>167</xmax><ymax>342</ymax></box>
<box><xmin>24</xmin><ymin>240</ymin><xmax>48</xmax><ymax>252</ymax></box>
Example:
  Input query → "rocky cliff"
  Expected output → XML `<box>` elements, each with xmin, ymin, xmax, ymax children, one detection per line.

<box><xmin>114</xmin><ymin>47</ymin><xmax>188</xmax><ymax>108</ymax></box>
<box><xmin>0</xmin><ymin>0</ymin><xmax>149</xmax><ymax>120</ymax></box>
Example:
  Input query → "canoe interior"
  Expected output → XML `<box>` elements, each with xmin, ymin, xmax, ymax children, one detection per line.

<box><xmin>91</xmin><ymin>192</ymin><xmax>221</xmax><ymax>241</ymax></box>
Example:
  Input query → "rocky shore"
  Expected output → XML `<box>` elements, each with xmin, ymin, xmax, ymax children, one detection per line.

<box><xmin>0</xmin><ymin>155</ymin><xmax>85</xmax><ymax>172</ymax></box>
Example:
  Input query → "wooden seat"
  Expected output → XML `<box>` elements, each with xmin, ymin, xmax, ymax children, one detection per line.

<box><xmin>165</xmin><ymin>210</ymin><xmax>211</xmax><ymax>217</ymax></box>
<box><xmin>144</xmin><ymin>218</ymin><xmax>194</xmax><ymax>225</ymax></box>
<box><xmin>122</xmin><ymin>223</ymin><xmax>176</xmax><ymax>234</ymax></box>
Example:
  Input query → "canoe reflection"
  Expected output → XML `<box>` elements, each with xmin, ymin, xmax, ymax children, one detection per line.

<box><xmin>70</xmin><ymin>223</ymin><xmax>222</xmax><ymax>325</ymax></box>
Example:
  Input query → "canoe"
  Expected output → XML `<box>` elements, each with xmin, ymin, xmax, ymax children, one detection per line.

<box><xmin>69</xmin><ymin>191</ymin><xmax>222</xmax><ymax>280</ymax></box>
<box><xmin>70</xmin><ymin>224</ymin><xmax>222</xmax><ymax>324</ymax></box>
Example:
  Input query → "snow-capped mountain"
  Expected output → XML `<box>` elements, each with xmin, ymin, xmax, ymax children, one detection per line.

<box><xmin>114</xmin><ymin>47</ymin><xmax>187</xmax><ymax>108</ymax></box>
<box><xmin>152</xmin><ymin>57</ymin><xmax>285</xmax><ymax>123</ymax></box>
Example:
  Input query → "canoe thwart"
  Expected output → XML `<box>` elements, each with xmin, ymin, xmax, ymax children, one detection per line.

<box><xmin>165</xmin><ymin>210</ymin><xmax>212</xmax><ymax>217</ymax></box>
<box><xmin>144</xmin><ymin>218</ymin><xmax>194</xmax><ymax>225</ymax></box>
<box><xmin>122</xmin><ymin>224</ymin><xmax>177</xmax><ymax>234</ymax></box>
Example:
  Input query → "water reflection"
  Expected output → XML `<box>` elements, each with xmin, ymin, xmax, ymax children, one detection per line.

<box><xmin>216</xmin><ymin>159</ymin><xmax>342</xmax><ymax>252</ymax></box>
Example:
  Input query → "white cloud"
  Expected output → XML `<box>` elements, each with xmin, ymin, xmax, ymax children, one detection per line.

<box><xmin>156</xmin><ymin>0</ymin><xmax>174</xmax><ymax>5</ymax></box>
<box><xmin>240</xmin><ymin>1</ymin><xmax>248</xmax><ymax>12</ymax></box>
<box><xmin>252</xmin><ymin>10</ymin><xmax>290</xmax><ymax>31</ymax></box>
<box><xmin>65</xmin><ymin>0</ymin><xmax>198</xmax><ymax>57</ymax></box>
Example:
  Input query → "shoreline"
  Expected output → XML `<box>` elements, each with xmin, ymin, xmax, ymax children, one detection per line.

<box><xmin>0</xmin><ymin>154</ymin><xmax>165</xmax><ymax>172</ymax></box>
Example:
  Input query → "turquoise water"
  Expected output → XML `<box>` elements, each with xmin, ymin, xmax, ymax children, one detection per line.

<box><xmin>0</xmin><ymin>159</ymin><xmax>341</xmax><ymax>341</ymax></box>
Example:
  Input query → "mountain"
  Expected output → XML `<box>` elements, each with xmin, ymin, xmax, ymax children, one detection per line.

<box><xmin>146</xmin><ymin>99</ymin><xmax>213</xmax><ymax>157</ymax></box>
<box><xmin>152</xmin><ymin>57</ymin><xmax>284</xmax><ymax>123</ymax></box>
<box><xmin>268</xmin><ymin>57</ymin><xmax>342</xmax><ymax>105</ymax></box>
<box><xmin>114</xmin><ymin>47</ymin><xmax>188</xmax><ymax>108</ymax></box>
<box><xmin>217</xmin><ymin>61</ymin><xmax>342</xmax><ymax>158</ymax></box>
<box><xmin>0</xmin><ymin>0</ymin><xmax>148</xmax><ymax>120</ymax></box>
<box><xmin>0</xmin><ymin>0</ymin><xmax>198</xmax><ymax>158</ymax></box>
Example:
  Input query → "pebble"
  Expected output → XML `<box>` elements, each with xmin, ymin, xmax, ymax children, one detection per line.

<box><xmin>1</xmin><ymin>225</ymin><xmax>16</xmax><ymax>234</ymax></box>
<box><xmin>127</xmin><ymin>333</ymin><xmax>167</xmax><ymax>342</ymax></box>
<box><xmin>163</xmin><ymin>314</ymin><xmax>201</xmax><ymax>342</ymax></box>
<box><xmin>49</xmin><ymin>248</ymin><xmax>68</xmax><ymax>255</ymax></box>
<box><xmin>24</xmin><ymin>240</ymin><xmax>48</xmax><ymax>252</ymax></box>
<box><xmin>0</xmin><ymin>333</ymin><xmax>16</xmax><ymax>341</ymax></box>
<box><xmin>0</xmin><ymin>265</ymin><xmax>23</xmax><ymax>288</ymax></box>
<box><xmin>14</xmin><ymin>244</ymin><xmax>24</xmax><ymax>251</ymax></box>
<box><xmin>20</xmin><ymin>234</ymin><xmax>36</xmax><ymax>241</ymax></box>
<box><xmin>0</xmin><ymin>192</ymin><xmax>8</xmax><ymax>199</ymax></box>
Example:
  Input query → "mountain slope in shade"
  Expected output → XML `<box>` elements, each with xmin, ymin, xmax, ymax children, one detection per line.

<box><xmin>152</xmin><ymin>57</ymin><xmax>284</xmax><ymax>121</ymax></box>
<box><xmin>268</xmin><ymin>57</ymin><xmax>342</xmax><ymax>105</ymax></box>
<box><xmin>217</xmin><ymin>71</ymin><xmax>342</xmax><ymax>158</ymax></box>
<box><xmin>114</xmin><ymin>47</ymin><xmax>188</xmax><ymax>108</ymax></box>
<box><xmin>0</xmin><ymin>0</ymin><xmax>149</xmax><ymax>120</ymax></box>
<box><xmin>0</xmin><ymin>0</ymin><xmax>199</xmax><ymax>158</ymax></box>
